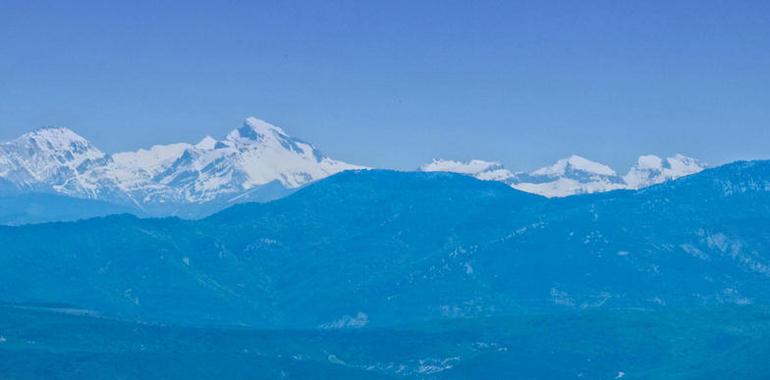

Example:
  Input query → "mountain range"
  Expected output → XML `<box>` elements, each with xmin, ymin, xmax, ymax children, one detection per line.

<box><xmin>0</xmin><ymin>117</ymin><xmax>363</xmax><ymax>220</ymax></box>
<box><xmin>420</xmin><ymin>154</ymin><xmax>705</xmax><ymax>197</ymax></box>
<box><xmin>1</xmin><ymin>117</ymin><xmax>706</xmax><ymax>223</ymax></box>
<box><xmin>1</xmin><ymin>160</ymin><xmax>768</xmax><ymax>328</ymax></box>
<box><xmin>1</xmin><ymin>155</ymin><xmax>769</xmax><ymax>377</ymax></box>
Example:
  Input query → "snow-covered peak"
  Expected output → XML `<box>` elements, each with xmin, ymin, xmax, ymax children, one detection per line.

<box><xmin>421</xmin><ymin>159</ymin><xmax>499</xmax><ymax>174</ymax></box>
<box><xmin>217</xmin><ymin>118</ymin><xmax>362</xmax><ymax>189</ymax></box>
<box><xmin>245</xmin><ymin>116</ymin><xmax>286</xmax><ymax>134</ymax></box>
<box><xmin>667</xmin><ymin>154</ymin><xmax>705</xmax><ymax>176</ymax></box>
<box><xmin>21</xmin><ymin>126</ymin><xmax>93</xmax><ymax>148</ymax></box>
<box><xmin>118</xmin><ymin>118</ymin><xmax>364</xmax><ymax>201</ymax></box>
<box><xmin>227</xmin><ymin>117</ymin><xmax>288</xmax><ymax>142</ymax></box>
<box><xmin>531</xmin><ymin>155</ymin><xmax>616</xmax><ymax>177</ymax></box>
<box><xmin>14</xmin><ymin>127</ymin><xmax>105</xmax><ymax>164</ymax></box>
<box><xmin>623</xmin><ymin>154</ymin><xmax>706</xmax><ymax>189</ymax></box>
<box><xmin>515</xmin><ymin>155</ymin><xmax>623</xmax><ymax>197</ymax></box>
<box><xmin>0</xmin><ymin>126</ymin><xmax>104</xmax><ymax>186</ymax></box>
<box><xmin>420</xmin><ymin>159</ymin><xmax>518</xmax><ymax>183</ymax></box>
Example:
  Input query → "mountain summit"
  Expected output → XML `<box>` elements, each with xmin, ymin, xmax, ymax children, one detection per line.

<box><xmin>420</xmin><ymin>159</ymin><xmax>518</xmax><ymax>183</ymax></box>
<box><xmin>623</xmin><ymin>154</ymin><xmax>705</xmax><ymax>189</ymax></box>
<box><xmin>0</xmin><ymin>127</ymin><xmax>105</xmax><ymax>193</ymax></box>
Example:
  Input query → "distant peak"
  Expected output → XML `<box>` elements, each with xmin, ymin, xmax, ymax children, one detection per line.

<box><xmin>668</xmin><ymin>153</ymin><xmax>704</xmax><ymax>167</ymax></box>
<box><xmin>421</xmin><ymin>159</ymin><xmax>503</xmax><ymax>174</ymax></box>
<box><xmin>243</xmin><ymin>117</ymin><xmax>286</xmax><ymax>135</ymax></box>
<box><xmin>419</xmin><ymin>158</ymin><xmax>518</xmax><ymax>183</ymax></box>
<box><xmin>16</xmin><ymin>126</ymin><xmax>100</xmax><ymax>155</ymax></box>
<box><xmin>26</xmin><ymin>126</ymin><xmax>86</xmax><ymax>141</ymax></box>
<box><xmin>226</xmin><ymin>117</ymin><xmax>288</xmax><ymax>142</ymax></box>
<box><xmin>533</xmin><ymin>155</ymin><xmax>616</xmax><ymax>177</ymax></box>
<box><xmin>33</xmin><ymin>125</ymin><xmax>69</xmax><ymax>131</ymax></box>
<box><xmin>623</xmin><ymin>154</ymin><xmax>706</xmax><ymax>189</ymax></box>
<box><xmin>630</xmin><ymin>154</ymin><xmax>704</xmax><ymax>172</ymax></box>
<box><xmin>0</xmin><ymin>126</ymin><xmax>105</xmax><ymax>182</ymax></box>
<box><xmin>664</xmin><ymin>154</ymin><xmax>707</xmax><ymax>177</ymax></box>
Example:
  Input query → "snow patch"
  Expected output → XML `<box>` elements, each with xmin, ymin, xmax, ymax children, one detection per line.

<box><xmin>420</xmin><ymin>159</ymin><xmax>517</xmax><ymax>182</ymax></box>
<box><xmin>319</xmin><ymin>312</ymin><xmax>369</xmax><ymax>329</ymax></box>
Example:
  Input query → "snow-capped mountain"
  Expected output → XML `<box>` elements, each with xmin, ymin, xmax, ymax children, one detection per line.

<box><xmin>420</xmin><ymin>159</ymin><xmax>519</xmax><ymax>183</ymax></box>
<box><xmin>623</xmin><ymin>154</ymin><xmax>706</xmax><ymax>189</ymax></box>
<box><xmin>1</xmin><ymin>117</ymin><xmax>709</xmax><ymax>216</ymax></box>
<box><xmin>0</xmin><ymin>127</ymin><xmax>105</xmax><ymax>193</ymax></box>
<box><xmin>421</xmin><ymin>154</ymin><xmax>706</xmax><ymax>197</ymax></box>
<box><xmin>0</xmin><ymin>117</ymin><xmax>365</xmax><ymax>214</ymax></box>
<box><xmin>513</xmin><ymin>155</ymin><xmax>627</xmax><ymax>197</ymax></box>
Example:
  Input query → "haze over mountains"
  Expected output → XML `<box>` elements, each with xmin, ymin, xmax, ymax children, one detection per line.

<box><xmin>0</xmin><ymin>117</ymin><xmax>707</xmax><ymax>223</ymax></box>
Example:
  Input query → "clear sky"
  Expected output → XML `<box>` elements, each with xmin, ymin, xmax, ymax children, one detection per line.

<box><xmin>1</xmin><ymin>0</ymin><xmax>768</xmax><ymax>171</ymax></box>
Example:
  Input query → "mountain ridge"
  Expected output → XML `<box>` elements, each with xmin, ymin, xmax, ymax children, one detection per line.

<box><xmin>421</xmin><ymin>153</ymin><xmax>706</xmax><ymax>197</ymax></box>
<box><xmin>0</xmin><ymin>117</ymin><xmax>364</xmax><ymax>217</ymax></box>
<box><xmin>0</xmin><ymin>117</ymin><xmax>713</xmax><ymax>221</ymax></box>
<box><xmin>0</xmin><ymin>160</ymin><xmax>767</xmax><ymax>327</ymax></box>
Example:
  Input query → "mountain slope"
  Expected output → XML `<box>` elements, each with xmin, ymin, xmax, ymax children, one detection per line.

<box><xmin>0</xmin><ymin>161</ymin><xmax>768</xmax><ymax>328</ymax></box>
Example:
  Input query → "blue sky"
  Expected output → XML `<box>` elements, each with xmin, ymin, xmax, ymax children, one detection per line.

<box><xmin>1</xmin><ymin>0</ymin><xmax>768</xmax><ymax>171</ymax></box>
